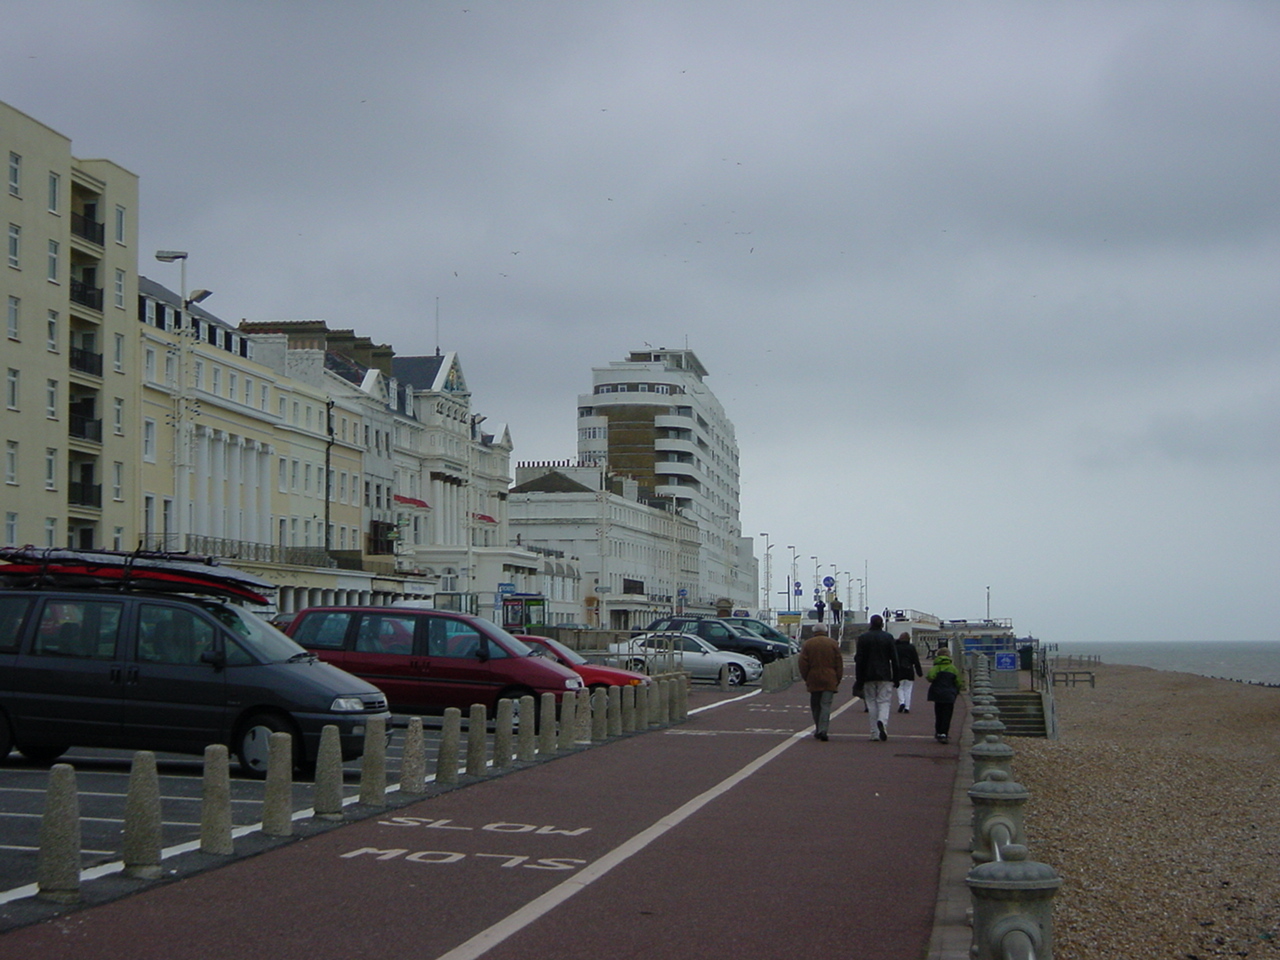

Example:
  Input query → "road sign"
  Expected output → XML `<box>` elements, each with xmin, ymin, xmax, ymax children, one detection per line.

<box><xmin>678</xmin><ymin>588</ymin><xmax>688</xmax><ymax>597</ymax></box>
<box><xmin>995</xmin><ymin>652</ymin><xmax>1018</xmax><ymax>671</ymax></box>
<box><xmin>793</xmin><ymin>584</ymin><xmax>802</xmax><ymax>595</ymax></box>
<box><xmin>498</xmin><ymin>582</ymin><xmax>516</xmax><ymax>594</ymax></box>
<box><xmin>822</xmin><ymin>576</ymin><xmax>835</xmax><ymax>588</ymax></box>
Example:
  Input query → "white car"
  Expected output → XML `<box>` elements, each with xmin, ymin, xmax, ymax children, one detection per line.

<box><xmin>607</xmin><ymin>632</ymin><xmax>764</xmax><ymax>686</ymax></box>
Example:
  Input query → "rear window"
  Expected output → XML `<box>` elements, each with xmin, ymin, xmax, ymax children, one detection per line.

<box><xmin>0</xmin><ymin>595</ymin><xmax>33</xmax><ymax>652</ymax></box>
<box><xmin>32</xmin><ymin>599</ymin><xmax>123</xmax><ymax>659</ymax></box>
<box><xmin>292</xmin><ymin>610</ymin><xmax>355</xmax><ymax>650</ymax></box>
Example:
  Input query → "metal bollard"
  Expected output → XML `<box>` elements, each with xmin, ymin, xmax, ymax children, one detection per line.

<box><xmin>969</xmin><ymin>770</ymin><xmax>1029</xmax><ymax>864</ymax></box>
<box><xmin>538</xmin><ymin>693</ymin><xmax>557</xmax><ymax>756</ymax></box>
<box><xmin>37</xmin><ymin>763</ymin><xmax>81</xmax><ymax>903</ymax></box>
<box><xmin>401</xmin><ymin>716</ymin><xmax>427</xmax><ymax>794</ymax></box>
<box><xmin>122</xmin><ymin>750</ymin><xmax>163</xmax><ymax>879</ymax></box>
<box><xmin>607</xmin><ymin>686</ymin><xmax>623</xmax><ymax>737</ymax></box>
<box><xmin>517</xmin><ymin>696</ymin><xmax>537</xmax><ymax>762</ymax></box>
<box><xmin>359</xmin><ymin>714</ymin><xmax>387</xmax><ymax>807</ymax></box>
<box><xmin>201</xmin><ymin>744</ymin><xmax>235</xmax><ymax>853</ymax></box>
<box><xmin>557</xmin><ymin>690</ymin><xmax>577</xmax><ymax>751</ymax></box>
<box><xmin>591</xmin><ymin>688</ymin><xmax>608</xmax><ymax>741</ymax></box>
<box><xmin>967</xmin><ymin>845</ymin><xmax>1061</xmax><ymax>960</ymax></box>
<box><xmin>466</xmin><ymin>704</ymin><xmax>488</xmax><ymax>777</ymax></box>
<box><xmin>437</xmin><ymin>707</ymin><xmax>462</xmax><ymax>784</ymax></box>
<box><xmin>262</xmin><ymin>732</ymin><xmax>294</xmax><ymax>837</ymax></box>
<box><xmin>972</xmin><ymin>733</ymin><xmax>1015</xmax><ymax>786</ymax></box>
<box><xmin>494</xmin><ymin>699</ymin><xmax>514</xmax><ymax>769</ymax></box>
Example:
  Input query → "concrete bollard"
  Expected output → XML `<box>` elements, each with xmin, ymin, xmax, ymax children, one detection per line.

<box><xmin>37</xmin><ymin>763</ymin><xmax>81</xmax><ymax>903</ymax></box>
<box><xmin>607</xmin><ymin>686</ymin><xmax>623</xmax><ymax>737</ymax></box>
<box><xmin>201</xmin><ymin>744</ymin><xmax>235</xmax><ymax>854</ymax></box>
<box><xmin>313</xmin><ymin>725</ymin><xmax>345</xmax><ymax>819</ymax></box>
<box><xmin>437</xmin><ymin>708</ymin><xmax>462</xmax><ymax>784</ymax></box>
<box><xmin>262</xmin><ymin>732</ymin><xmax>294</xmax><ymax>837</ymax></box>
<box><xmin>122</xmin><ymin>750</ymin><xmax>163</xmax><ymax>879</ymax></box>
<box><xmin>790</xmin><ymin>654</ymin><xmax>802</xmax><ymax>683</ymax></box>
<box><xmin>972</xmin><ymin>734</ymin><xmax>1015</xmax><ymax>786</ymax></box>
<box><xmin>517</xmin><ymin>696</ymin><xmax>537</xmax><ymax>762</ymax></box>
<box><xmin>967</xmin><ymin>845</ymin><xmax>1062</xmax><ymax>960</ymax></box>
<box><xmin>494</xmin><ymin>699</ymin><xmax>514</xmax><ymax>769</ymax></box>
<box><xmin>969</xmin><ymin>770</ymin><xmax>1030</xmax><ymax>864</ymax></box>
<box><xmin>538</xmin><ymin>693</ymin><xmax>557</xmax><ymax>756</ymax></box>
<box><xmin>359</xmin><ymin>714</ymin><xmax>387</xmax><ymax>807</ymax></box>
<box><xmin>574</xmin><ymin>688</ymin><xmax>592</xmax><ymax>744</ymax></box>
<box><xmin>636</xmin><ymin>682</ymin><xmax>650</xmax><ymax>730</ymax></box>
<box><xmin>401</xmin><ymin>716</ymin><xmax>427</xmax><ymax>794</ymax></box>
<box><xmin>972</xmin><ymin>712</ymin><xmax>1007</xmax><ymax>742</ymax></box>
<box><xmin>557</xmin><ymin>691</ymin><xmax>577</xmax><ymax>751</ymax></box>
<box><xmin>719</xmin><ymin>663</ymin><xmax>731</xmax><ymax>691</ymax></box>
<box><xmin>675</xmin><ymin>673</ymin><xmax>688</xmax><ymax>721</ymax></box>
<box><xmin>466</xmin><ymin>704</ymin><xmax>488</xmax><ymax>777</ymax></box>
<box><xmin>591</xmin><ymin>688</ymin><xmax>608</xmax><ymax>741</ymax></box>
<box><xmin>659</xmin><ymin>678</ymin><xmax>671</xmax><ymax>725</ymax></box>
<box><xmin>621</xmin><ymin>684</ymin><xmax>636</xmax><ymax>733</ymax></box>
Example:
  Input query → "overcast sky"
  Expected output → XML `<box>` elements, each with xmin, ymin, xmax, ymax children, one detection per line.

<box><xmin>5</xmin><ymin>2</ymin><xmax>1277</xmax><ymax>643</ymax></box>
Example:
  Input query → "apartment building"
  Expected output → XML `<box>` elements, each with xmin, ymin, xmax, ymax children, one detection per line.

<box><xmin>575</xmin><ymin>348</ymin><xmax>754</xmax><ymax>613</ymax></box>
<box><xmin>2</xmin><ymin>101</ymin><xmax>140</xmax><ymax>552</ymax></box>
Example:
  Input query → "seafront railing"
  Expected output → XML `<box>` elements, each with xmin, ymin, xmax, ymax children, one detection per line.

<box><xmin>963</xmin><ymin>653</ymin><xmax>1063</xmax><ymax>960</ymax></box>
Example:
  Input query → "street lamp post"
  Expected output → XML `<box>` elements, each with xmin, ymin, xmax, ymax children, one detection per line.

<box><xmin>758</xmin><ymin>532</ymin><xmax>772</xmax><ymax>621</ymax></box>
<box><xmin>787</xmin><ymin>545</ymin><xmax>798</xmax><ymax>616</ymax></box>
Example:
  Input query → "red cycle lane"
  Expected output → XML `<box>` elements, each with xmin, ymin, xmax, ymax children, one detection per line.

<box><xmin>0</xmin><ymin>686</ymin><xmax>963</xmax><ymax>960</ymax></box>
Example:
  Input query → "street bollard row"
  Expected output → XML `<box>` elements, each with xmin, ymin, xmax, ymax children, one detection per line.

<box><xmin>964</xmin><ymin>655</ymin><xmax>1063</xmax><ymax>960</ymax></box>
<box><xmin>34</xmin><ymin>676</ymin><xmax>690</xmax><ymax>904</ymax></box>
<box><xmin>759</xmin><ymin>654</ymin><xmax>800</xmax><ymax>694</ymax></box>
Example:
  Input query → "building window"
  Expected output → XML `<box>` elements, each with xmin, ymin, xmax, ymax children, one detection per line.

<box><xmin>277</xmin><ymin>458</ymin><xmax>287</xmax><ymax>492</ymax></box>
<box><xmin>4</xmin><ymin>441</ymin><xmax>16</xmax><ymax>484</ymax></box>
<box><xmin>114</xmin><ymin>269</ymin><xmax>125</xmax><ymax>308</ymax></box>
<box><xmin>4</xmin><ymin>512</ymin><xmax>16</xmax><ymax>546</ymax></box>
<box><xmin>261</xmin><ymin>384</ymin><xmax>269</xmax><ymax>410</ymax></box>
<box><xmin>114</xmin><ymin>205</ymin><xmax>126</xmax><ymax>243</ymax></box>
<box><xmin>112</xmin><ymin>461</ymin><xmax>123</xmax><ymax>500</ymax></box>
<box><xmin>7</xmin><ymin>153</ymin><xmax>20</xmax><ymax>196</ymax></box>
<box><xmin>304</xmin><ymin>463</ymin><xmax>311</xmax><ymax>493</ymax></box>
<box><xmin>194</xmin><ymin>360</ymin><xmax>204</xmax><ymax>390</ymax></box>
<box><xmin>44</xmin><ymin>517</ymin><xmax>57</xmax><ymax>548</ymax></box>
<box><xmin>45</xmin><ymin>379</ymin><xmax>57</xmax><ymax>418</ymax></box>
<box><xmin>143</xmin><ymin>419</ymin><xmax>156</xmax><ymax>461</ymax></box>
<box><xmin>44</xmin><ymin>448</ymin><xmax>56</xmax><ymax>489</ymax></box>
<box><xmin>244</xmin><ymin>376</ymin><xmax>253</xmax><ymax>405</ymax></box>
<box><xmin>339</xmin><ymin>472</ymin><xmax>347</xmax><ymax>503</ymax></box>
<box><xmin>144</xmin><ymin>347</ymin><xmax>156</xmax><ymax>382</ymax></box>
<box><xmin>6</xmin><ymin>296</ymin><xmax>17</xmax><ymax>339</ymax></box>
<box><xmin>211</xmin><ymin>366</ymin><xmax>221</xmax><ymax>396</ymax></box>
<box><xmin>46</xmin><ymin>240</ymin><xmax>58</xmax><ymax>282</ymax></box>
<box><xmin>164</xmin><ymin>352</ymin><xmax>175</xmax><ymax>386</ymax></box>
<box><xmin>47</xmin><ymin>311</ymin><xmax>58</xmax><ymax>351</ymax></box>
<box><xmin>48</xmin><ymin>172</ymin><xmax>60</xmax><ymax>213</ymax></box>
<box><xmin>113</xmin><ymin>397</ymin><xmax>124</xmax><ymax>434</ymax></box>
<box><xmin>6</xmin><ymin>368</ymin><xmax>18</xmax><ymax>410</ymax></box>
<box><xmin>229</xmin><ymin>372</ymin><xmax>238</xmax><ymax>402</ymax></box>
<box><xmin>112</xmin><ymin>526</ymin><xmax>124</xmax><ymax>550</ymax></box>
<box><xmin>113</xmin><ymin>333</ymin><xmax>124</xmax><ymax>371</ymax></box>
<box><xmin>8</xmin><ymin>224</ymin><xmax>19</xmax><ymax>268</ymax></box>
<box><xmin>278</xmin><ymin>396</ymin><xmax>286</xmax><ymax>418</ymax></box>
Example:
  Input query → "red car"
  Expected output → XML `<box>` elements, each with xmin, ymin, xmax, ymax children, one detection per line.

<box><xmin>518</xmin><ymin>635</ymin><xmax>652</xmax><ymax>691</ymax></box>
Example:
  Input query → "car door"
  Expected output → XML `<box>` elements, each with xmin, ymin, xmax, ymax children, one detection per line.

<box><xmin>343</xmin><ymin>610</ymin><xmax>426</xmax><ymax>712</ymax></box>
<box><xmin>6</xmin><ymin>596</ymin><xmax>128</xmax><ymax>750</ymax></box>
<box><xmin>698</xmin><ymin>620</ymin><xmax>741</xmax><ymax>654</ymax></box>
<box><xmin>117</xmin><ymin>601</ymin><xmax>228</xmax><ymax>753</ymax></box>
<box><xmin>420</xmin><ymin>615</ymin><xmax>502</xmax><ymax>711</ymax></box>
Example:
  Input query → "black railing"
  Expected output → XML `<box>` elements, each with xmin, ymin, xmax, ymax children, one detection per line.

<box><xmin>69</xmin><ymin>414</ymin><xmax>103</xmax><ymax>443</ymax></box>
<box><xmin>68</xmin><ymin>482</ymin><xmax>102</xmax><ymax>508</ymax></box>
<box><xmin>69</xmin><ymin>347</ymin><xmax>104</xmax><ymax>377</ymax></box>
<box><xmin>70</xmin><ymin>280</ymin><xmax>103</xmax><ymax>311</ymax></box>
<box><xmin>71</xmin><ymin>211</ymin><xmax>105</xmax><ymax>246</ymax></box>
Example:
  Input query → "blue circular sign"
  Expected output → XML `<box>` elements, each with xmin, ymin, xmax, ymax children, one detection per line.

<box><xmin>822</xmin><ymin>576</ymin><xmax>835</xmax><ymax>588</ymax></box>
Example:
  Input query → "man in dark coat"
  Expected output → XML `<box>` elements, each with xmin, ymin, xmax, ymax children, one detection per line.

<box><xmin>894</xmin><ymin>632</ymin><xmax>923</xmax><ymax>714</ymax></box>
<box><xmin>798</xmin><ymin>624</ymin><xmax>843</xmax><ymax>741</ymax></box>
<box><xmin>854</xmin><ymin>614</ymin><xmax>900</xmax><ymax>741</ymax></box>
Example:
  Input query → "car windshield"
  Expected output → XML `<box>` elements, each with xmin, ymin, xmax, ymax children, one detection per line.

<box><xmin>198</xmin><ymin>601</ymin><xmax>310</xmax><ymax>662</ymax></box>
<box><xmin>538</xmin><ymin>636</ymin><xmax>586</xmax><ymax>665</ymax></box>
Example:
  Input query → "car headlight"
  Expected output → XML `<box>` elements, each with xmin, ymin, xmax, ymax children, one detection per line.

<box><xmin>565</xmin><ymin>677</ymin><xmax>583</xmax><ymax>690</ymax></box>
<box><xmin>330</xmin><ymin>696</ymin><xmax>366</xmax><ymax>712</ymax></box>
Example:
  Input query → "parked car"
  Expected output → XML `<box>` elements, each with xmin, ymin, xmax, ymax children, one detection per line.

<box><xmin>0</xmin><ymin>584</ymin><xmax>390</xmax><ymax>778</ymax></box>
<box><xmin>284</xmin><ymin>607</ymin><xmax>584</xmax><ymax>716</ymax></box>
<box><xmin>608</xmin><ymin>632</ymin><xmax>763</xmax><ymax>686</ymax></box>
<box><xmin>517</xmin><ymin>635</ymin><xmax>651</xmax><ymax>690</ymax></box>
<box><xmin>721</xmin><ymin>617</ymin><xmax>799</xmax><ymax>653</ymax></box>
<box><xmin>645</xmin><ymin>616</ymin><xmax>792</xmax><ymax>663</ymax></box>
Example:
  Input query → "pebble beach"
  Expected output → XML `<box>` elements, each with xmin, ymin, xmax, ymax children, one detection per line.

<box><xmin>1011</xmin><ymin>664</ymin><xmax>1280</xmax><ymax>959</ymax></box>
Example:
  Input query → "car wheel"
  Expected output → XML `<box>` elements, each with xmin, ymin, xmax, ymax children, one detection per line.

<box><xmin>500</xmin><ymin>687</ymin><xmax>539</xmax><ymax>732</ymax></box>
<box><xmin>16</xmin><ymin>742</ymin><xmax>69</xmax><ymax>763</ymax></box>
<box><xmin>0</xmin><ymin>713</ymin><xmax>13</xmax><ymax>763</ymax></box>
<box><xmin>727</xmin><ymin>664</ymin><xmax>746</xmax><ymax>686</ymax></box>
<box><xmin>235</xmin><ymin>712</ymin><xmax>299</xmax><ymax>779</ymax></box>
<box><xmin>745</xmin><ymin>651</ymin><xmax>764</xmax><ymax>664</ymax></box>
<box><xmin>627</xmin><ymin>658</ymin><xmax>647</xmax><ymax>673</ymax></box>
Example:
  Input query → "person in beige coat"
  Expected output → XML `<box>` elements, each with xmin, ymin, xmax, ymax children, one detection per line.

<box><xmin>799</xmin><ymin>624</ymin><xmax>844</xmax><ymax>740</ymax></box>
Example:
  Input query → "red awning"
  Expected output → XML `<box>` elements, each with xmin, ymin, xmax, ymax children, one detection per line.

<box><xmin>394</xmin><ymin>494</ymin><xmax>430</xmax><ymax>509</ymax></box>
<box><xmin>472</xmin><ymin>513</ymin><xmax>498</xmax><ymax>524</ymax></box>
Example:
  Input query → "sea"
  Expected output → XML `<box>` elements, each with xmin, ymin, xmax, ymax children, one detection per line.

<box><xmin>1048</xmin><ymin>640</ymin><xmax>1280</xmax><ymax>687</ymax></box>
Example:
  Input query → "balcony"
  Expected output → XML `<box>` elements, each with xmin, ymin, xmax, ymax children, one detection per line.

<box><xmin>69</xmin><ymin>414</ymin><xmax>103</xmax><ymax>443</ymax></box>
<box><xmin>71</xmin><ymin>212</ymin><xmax>105</xmax><ymax>246</ymax></box>
<box><xmin>69</xmin><ymin>347</ymin><xmax>104</xmax><ymax>377</ymax></box>
<box><xmin>68</xmin><ymin>482</ymin><xmax>103</xmax><ymax>509</ymax></box>
<box><xmin>70</xmin><ymin>280</ymin><xmax>104</xmax><ymax>312</ymax></box>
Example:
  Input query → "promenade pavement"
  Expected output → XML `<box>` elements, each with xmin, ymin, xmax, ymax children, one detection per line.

<box><xmin>0</xmin><ymin>677</ymin><xmax>972</xmax><ymax>960</ymax></box>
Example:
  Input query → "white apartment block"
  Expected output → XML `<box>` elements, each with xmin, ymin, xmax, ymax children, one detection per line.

<box><xmin>575</xmin><ymin>348</ymin><xmax>754</xmax><ymax>615</ymax></box>
<box><xmin>2</xmin><ymin>101</ymin><xmax>140</xmax><ymax>552</ymax></box>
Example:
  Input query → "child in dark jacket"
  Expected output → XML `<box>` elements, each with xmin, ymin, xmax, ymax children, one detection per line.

<box><xmin>926</xmin><ymin>649</ymin><xmax>964</xmax><ymax>743</ymax></box>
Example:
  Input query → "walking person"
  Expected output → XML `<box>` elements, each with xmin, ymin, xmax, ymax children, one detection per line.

<box><xmin>854</xmin><ymin>614</ymin><xmax>900</xmax><ymax>741</ymax></box>
<box><xmin>894</xmin><ymin>632</ymin><xmax>923</xmax><ymax>713</ymax></box>
<box><xmin>798</xmin><ymin>624</ymin><xmax>843</xmax><ymax>741</ymax></box>
<box><xmin>927</xmin><ymin>647</ymin><xmax>964</xmax><ymax>743</ymax></box>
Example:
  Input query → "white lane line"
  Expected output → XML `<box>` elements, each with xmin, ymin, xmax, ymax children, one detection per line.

<box><xmin>432</xmin><ymin>696</ymin><xmax>862</xmax><ymax>960</ymax></box>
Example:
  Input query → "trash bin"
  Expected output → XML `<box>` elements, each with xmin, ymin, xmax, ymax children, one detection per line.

<box><xmin>1018</xmin><ymin>645</ymin><xmax>1033</xmax><ymax>670</ymax></box>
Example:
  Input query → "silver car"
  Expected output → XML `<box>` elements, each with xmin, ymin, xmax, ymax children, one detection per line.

<box><xmin>607</xmin><ymin>632</ymin><xmax>764</xmax><ymax>686</ymax></box>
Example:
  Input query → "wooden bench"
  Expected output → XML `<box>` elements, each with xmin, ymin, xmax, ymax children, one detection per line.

<box><xmin>1051</xmin><ymin>670</ymin><xmax>1095</xmax><ymax>687</ymax></box>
